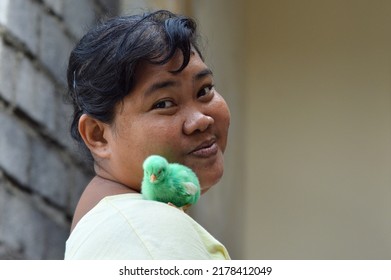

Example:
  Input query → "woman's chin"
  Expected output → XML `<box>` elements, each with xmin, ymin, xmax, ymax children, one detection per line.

<box><xmin>199</xmin><ymin>171</ymin><xmax>224</xmax><ymax>195</ymax></box>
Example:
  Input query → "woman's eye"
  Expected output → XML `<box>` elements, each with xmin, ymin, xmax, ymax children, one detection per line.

<box><xmin>198</xmin><ymin>85</ymin><xmax>215</xmax><ymax>98</ymax></box>
<box><xmin>152</xmin><ymin>100</ymin><xmax>175</xmax><ymax>109</ymax></box>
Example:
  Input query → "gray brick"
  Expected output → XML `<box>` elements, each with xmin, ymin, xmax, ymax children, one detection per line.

<box><xmin>29</xmin><ymin>139</ymin><xmax>69</xmax><ymax>208</ymax></box>
<box><xmin>0</xmin><ymin>183</ymin><xmax>68</xmax><ymax>259</ymax></box>
<box><xmin>38</xmin><ymin>12</ymin><xmax>74</xmax><ymax>84</ymax></box>
<box><xmin>0</xmin><ymin>0</ymin><xmax>10</xmax><ymax>26</ymax></box>
<box><xmin>0</xmin><ymin>0</ymin><xmax>119</xmax><ymax>261</ymax></box>
<box><xmin>0</xmin><ymin>0</ymin><xmax>40</xmax><ymax>54</ymax></box>
<box><xmin>1</xmin><ymin>43</ymin><xmax>71</xmax><ymax>143</ymax></box>
<box><xmin>97</xmin><ymin>0</ymin><xmax>119</xmax><ymax>14</ymax></box>
<box><xmin>63</xmin><ymin>0</ymin><xmax>97</xmax><ymax>39</ymax></box>
<box><xmin>0</xmin><ymin>40</ymin><xmax>17</xmax><ymax>102</ymax></box>
<box><xmin>42</xmin><ymin>0</ymin><xmax>63</xmax><ymax>16</ymax></box>
<box><xmin>0</xmin><ymin>242</ymin><xmax>25</xmax><ymax>259</ymax></box>
<box><xmin>35</xmin><ymin>70</ymin><xmax>57</xmax><ymax>131</ymax></box>
<box><xmin>53</xmin><ymin>99</ymin><xmax>74</xmax><ymax>149</ymax></box>
<box><xmin>41</xmin><ymin>218</ymin><xmax>68</xmax><ymax>259</ymax></box>
<box><xmin>14</xmin><ymin>54</ymin><xmax>57</xmax><ymax>130</ymax></box>
<box><xmin>0</xmin><ymin>112</ymin><xmax>30</xmax><ymax>186</ymax></box>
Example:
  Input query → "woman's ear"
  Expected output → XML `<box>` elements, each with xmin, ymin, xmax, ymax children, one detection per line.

<box><xmin>78</xmin><ymin>114</ymin><xmax>111</xmax><ymax>159</ymax></box>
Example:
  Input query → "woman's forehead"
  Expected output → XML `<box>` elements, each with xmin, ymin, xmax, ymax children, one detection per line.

<box><xmin>134</xmin><ymin>50</ymin><xmax>207</xmax><ymax>84</ymax></box>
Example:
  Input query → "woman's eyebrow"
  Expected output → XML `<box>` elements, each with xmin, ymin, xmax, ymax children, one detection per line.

<box><xmin>143</xmin><ymin>68</ymin><xmax>213</xmax><ymax>97</ymax></box>
<box><xmin>195</xmin><ymin>68</ymin><xmax>213</xmax><ymax>81</ymax></box>
<box><xmin>144</xmin><ymin>80</ymin><xmax>178</xmax><ymax>97</ymax></box>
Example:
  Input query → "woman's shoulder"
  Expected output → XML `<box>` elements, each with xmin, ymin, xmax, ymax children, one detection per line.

<box><xmin>65</xmin><ymin>193</ymin><xmax>230</xmax><ymax>259</ymax></box>
<box><xmin>73</xmin><ymin>193</ymin><xmax>189</xmax><ymax>233</ymax></box>
<box><xmin>65</xmin><ymin>194</ymin><xmax>228</xmax><ymax>259</ymax></box>
<box><xmin>96</xmin><ymin>194</ymin><xmax>203</xmax><ymax>242</ymax></box>
<box><xmin>99</xmin><ymin>193</ymin><xmax>191</xmax><ymax>226</ymax></box>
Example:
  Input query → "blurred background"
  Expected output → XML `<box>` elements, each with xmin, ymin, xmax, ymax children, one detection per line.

<box><xmin>0</xmin><ymin>0</ymin><xmax>390</xmax><ymax>259</ymax></box>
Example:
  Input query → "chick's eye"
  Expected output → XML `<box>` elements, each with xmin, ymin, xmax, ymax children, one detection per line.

<box><xmin>198</xmin><ymin>85</ymin><xmax>215</xmax><ymax>98</ymax></box>
<box><xmin>153</xmin><ymin>100</ymin><xmax>175</xmax><ymax>109</ymax></box>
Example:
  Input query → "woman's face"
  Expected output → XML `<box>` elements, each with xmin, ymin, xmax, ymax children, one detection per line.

<box><xmin>104</xmin><ymin>51</ymin><xmax>230</xmax><ymax>193</ymax></box>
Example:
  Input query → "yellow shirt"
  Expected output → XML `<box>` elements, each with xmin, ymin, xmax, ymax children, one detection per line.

<box><xmin>65</xmin><ymin>193</ymin><xmax>230</xmax><ymax>260</ymax></box>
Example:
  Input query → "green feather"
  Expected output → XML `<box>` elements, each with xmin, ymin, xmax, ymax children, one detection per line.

<box><xmin>141</xmin><ymin>155</ymin><xmax>201</xmax><ymax>207</ymax></box>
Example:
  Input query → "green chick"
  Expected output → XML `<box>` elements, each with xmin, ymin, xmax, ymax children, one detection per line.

<box><xmin>141</xmin><ymin>155</ymin><xmax>201</xmax><ymax>208</ymax></box>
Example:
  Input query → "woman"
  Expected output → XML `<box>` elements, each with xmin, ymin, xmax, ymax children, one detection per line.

<box><xmin>65</xmin><ymin>10</ymin><xmax>231</xmax><ymax>259</ymax></box>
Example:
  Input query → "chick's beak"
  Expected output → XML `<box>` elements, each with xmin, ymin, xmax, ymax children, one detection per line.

<box><xmin>150</xmin><ymin>174</ymin><xmax>157</xmax><ymax>183</ymax></box>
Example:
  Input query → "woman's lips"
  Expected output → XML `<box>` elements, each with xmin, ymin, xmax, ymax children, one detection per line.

<box><xmin>189</xmin><ymin>139</ymin><xmax>218</xmax><ymax>158</ymax></box>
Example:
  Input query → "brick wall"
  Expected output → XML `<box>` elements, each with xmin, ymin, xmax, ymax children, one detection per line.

<box><xmin>0</xmin><ymin>0</ymin><xmax>118</xmax><ymax>259</ymax></box>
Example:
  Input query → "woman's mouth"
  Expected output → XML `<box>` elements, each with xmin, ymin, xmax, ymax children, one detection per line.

<box><xmin>189</xmin><ymin>139</ymin><xmax>218</xmax><ymax>158</ymax></box>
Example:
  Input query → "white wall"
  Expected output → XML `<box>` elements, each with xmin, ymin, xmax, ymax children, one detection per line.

<box><xmin>244</xmin><ymin>0</ymin><xmax>391</xmax><ymax>259</ymax></box>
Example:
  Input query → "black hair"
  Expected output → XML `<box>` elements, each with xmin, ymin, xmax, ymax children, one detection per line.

<box><xmin>67</xmin><ymin>10</ymin><xmax>202</xmax><ymax>159</ymax></box>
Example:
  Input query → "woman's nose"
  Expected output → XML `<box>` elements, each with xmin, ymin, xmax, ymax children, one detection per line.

<box><xmin>183</xmin><ymin>110</ymin><xmax>214</xmax><ymax>135</ymax></box>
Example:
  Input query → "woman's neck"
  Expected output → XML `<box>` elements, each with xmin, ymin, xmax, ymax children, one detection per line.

<box><xmin>70</xmin><ymin>175</ymin><xmax>138</xmax><ymax>232</ymax></box>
